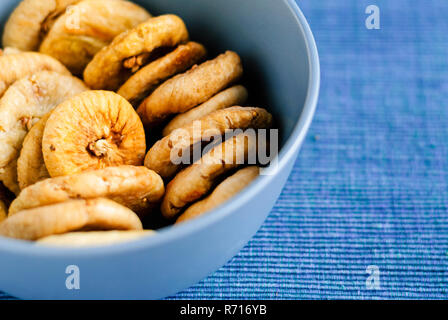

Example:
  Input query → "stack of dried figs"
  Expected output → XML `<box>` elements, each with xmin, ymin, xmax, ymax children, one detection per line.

<box><xmin>0</xmin><ymin>0</ymin><xmax>274</xmax><ymax>247</ymax></box>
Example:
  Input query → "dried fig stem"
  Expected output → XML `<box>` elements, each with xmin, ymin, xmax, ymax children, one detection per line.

<box><xmin>123</xmin><ymin>53</ymin><xmax>152</xmax><ymax>73</ymax></box>
<box><xmin>88</xmin><ymin>139</ymin><xmax>110</xmax><ymax>157</ymax></box>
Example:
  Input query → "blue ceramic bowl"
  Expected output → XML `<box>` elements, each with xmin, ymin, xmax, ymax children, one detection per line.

<box><xmin>0</xmin><ymin>0</ymin><xmax>319</xmax><ymax>299</ymax></box>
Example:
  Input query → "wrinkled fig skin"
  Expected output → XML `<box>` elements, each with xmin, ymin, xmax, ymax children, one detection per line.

<box><xmin>118</xmin><ymin>42</ymin><xmax>207</xmax><ymax>107</ymax></box>
<box><xmin>177</xmin><ymin>166</ymin><xmax>260</xmax><ymax>224</ymax></box>
<box><xmin>17</xmin><ymin>113</ymin><xmax>51</xmax><ymax>190</ymax></box>
<box><xmin>37</xmin><ymin>230</ymin><xmax>155</xmax><ymax>247</ymax></box>
<box><xmin>0</xmin><ymin>47</ymin><xmax>22</xmax><ymax>56</ymax></box>
<box><xmin>163</xmin><ymin>85</ymin><xmax>248</xmax><ymax>136</ymax></box>
<box><xmin>42</xmin><ymin>91</ymin><xmax>146</xmax><ymax>178</ymax></box>
<box><xmin>0</xmin><ymin>52</ymin><xmax>70</xmax><ymax>98</ymax></box>
<box><xmin>2</xmin><ymin>0</ymin><xmax>81</xmax><ymax>51</ymax></box>
<box><xmin>84</xmin><ymin>14</ymin><xmax>189</xmax><ymax>91</ymax></box>
<box><xmin>138</xmin><ymin>51</ymin><xmax>243</xmax><ymax>126</ymax></box>
<box><xmin>145</xmin><ymin>107</ymin><xmax>273</xmax><ymax>179</ymax></box>
<box><xmin>0</xmin><ymin>71</ymin><xmax>88</xmax><ymax>194</ymax></box>
<box><xmin>0</xmin><ymin>200</ymin><xmax>6</xmax><ymax>223</ymax></box>
<box><xmin>40</xmin><ymin>0</ymin><xmax>151</xmax><ymax>75</ymax></box>
<box><xmin>161</xmin><ymin>133</ymin><xmax>260</xmax><ymax>219</ymax></box>
<box><xmin>0</xmin><ymin>198</ymin><xmax>143</xmax><ymax>241</ymax></box>
<box><xmin>10</xmin><ymin>166</ymin><xmax>165</xmax><ymax>216</ymax></box>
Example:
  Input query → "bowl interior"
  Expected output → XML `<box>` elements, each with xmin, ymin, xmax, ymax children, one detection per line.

<box><xmin>0</xmin><ymin>0</ymin><xmax>315</xmax><ymax>246</ymax></box>
<box><xmin>131</xmin><ymin>0</ymin><xmax>311</xmax><ymax>147</ymax></box>
<box><xmin>0</xmin><ymin>0</ymin><xmax>311</xmax><ymax>147</ymax></box>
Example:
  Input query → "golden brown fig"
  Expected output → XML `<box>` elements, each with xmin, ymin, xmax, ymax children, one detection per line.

<box><xmin>17</xmin><ymin>113</ymin><xmax>51</xmax><ymax>190</ymax></box>
<box><xmin>0</xmin><ymin>47</ymin><xmax>22</xmax><ymax>56</ymax></box>
<box><xmin>0</xmin><ymin>204</ymin><xmax>6</xmax><ymax>223</ymax></box>
<box><xmin>40</xmin><ymin>0</ymin><xmax>151</xmax><ymax>75</ymax></box>
<box><xmin>0</xmin><ymin>198</ymin><xmax>143</xmax><ymax>241</ymax></box>
<box><xmin>37</xmin><ymin>230</ymin><xmax>155</xmax><ymax>247</ymax></box>
<box><xmin>118</xmin><ymin>42</ymin><xmax>207</xmax><ymax>106</ymax></box>
<box><xmin>0</xmin><ymin>71</ymin><xmax>88</xmax><ymax>194</ymax></box>
<box><xmin>0</xmin><ymin>200</ymin><xmax>6</xmax><ymax>223</ymax></box>
<box><xmin>2</xmin><ymin>0</ymin><xmax>81</xmax><ymax>51</ymax></box>
<box><xmin>161</xmin><ymin>133</ymin><xmax>259</xmax><ymax>219</ymax></box>
<box><xmin>137</xmin><ymin>51</ymin><xmax>243</xmax><ymax>126</ymax></box>
<box><xmin>42</xmin><ymin>91</ymin><xmax>146</xmax><ymax>177</ymax></box>
<box><xmin>145</xmin><ymin>107</ymin><xmax>273</xmax><ymax>179</ymax></box>
<box><xmin>0</xmin><ymin>52</ymin><xmax>71</xmax><ymax>98</ymax></box>
<box><xmin>162</xmin><ymin>85</ymin><xmax>248</xmax><ymax>136</ymax></box>
<box><xmin>176</xmin><ymin>166</ymin><xmax>259</xmax><ymax>224</ymax></box>
<box><xmin>84</xmin><ymin>14</ymin><xmax>189</xmax><ymax>91</ymax></box>
<box><xmin>9</xmin><ymin>166</ymin><xmax>165</xmax><ymax>216</ymax></box>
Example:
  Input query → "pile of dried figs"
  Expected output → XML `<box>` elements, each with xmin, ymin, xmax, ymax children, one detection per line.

<box><xmin>0</xmin><ymin>0</ymin><xmax>274</xmax><ymax>247</ymax></box>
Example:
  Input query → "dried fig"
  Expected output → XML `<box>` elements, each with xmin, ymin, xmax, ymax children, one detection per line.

<box><xmin>2</xmin><ymin>0</ymin><xmax>81</xmax><ymax>51</ymax></box>
<box><xmin>0</xmin><ymin>71</ymin><xmax>88</xmax><ymax>194</ymax></box>
<box><xmin>145</xmin><ymin>107</ymin><xmax>273</xmax><ymax>179</ymax></box>
<box><xmin>17</xmin><ymin>113</ymin><xmax>51</xmax><ymax>190</ymax></box>
<box><xmin>163</xmin><ymin>85</ymin><xmax>248</xmax><ymax>136</ymax></box>
<box><xmin>0</xmin><ymin>161</ymin><xmax>19</xmax><ymax>196</ymax></box>
<box><xmin>137</xmin><ymin>51</ymin><xmax>243</xmax><ymax>126</ymax></box>
<box><xmin>0</xmin><ymin>52</ymin><xmax>70</xmax><ymax>97</ymax></box>
<box><xmin>40</xmin><ymin>0</ymin><xmax>151</xmax><ymax>75</ymax></box>
<box><xmin>84</xmin><ymin>14</ymin><xmax>189</xmax><ymax>90</ymax></box>
<box><xmin>0</xmin><ymin>47</ymin><xmax>22</xmax><ymax>56</ymax></box>
<box><xmin>42</xmin><ymin>91</ymin><xmax>146</xmax><ymax>177</ymax></box>
<box><xmin>118</xmin><ymin>42</ymin><xmax>207</xmax><ymax>106</ymax></box>
<box><xmin>176</xmin><ymin>166</ymin><xmax>259</xmax><ymax>224</ymax></box>
<box><xmin>37</xmin><ymin>230</ymin><xmax>154</xmax><ymax>247</ymax></box>
<box><xmin>0</xmin><ymin>198</ymin><xmax>143</xmax><ymax>241</ymax></box>
<box><xmin>0</xmin><ymin>200</ymin><xmax>6</xmax><ymax>223</ymax></box>
<box><xmin>161</xmin><ymin>133</ymin><xmax>259</xmax><ymax>219</ymax></box>
<box><xmin>10</xmin><ymin>166</ymin><xmax>164</xmax><ymax>216</ymax></box>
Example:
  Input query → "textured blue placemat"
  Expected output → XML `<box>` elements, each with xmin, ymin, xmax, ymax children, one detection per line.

<box><xmin>2</xmin><ymin>0</ymin><xmax>448</xmax><ymax>300</ymax></box>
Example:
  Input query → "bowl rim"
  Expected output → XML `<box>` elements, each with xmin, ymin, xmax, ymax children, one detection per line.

<box><xmin>0</xmin><ymin>0</ymin><xmax>320</xmax><ymax>257</ymax></box>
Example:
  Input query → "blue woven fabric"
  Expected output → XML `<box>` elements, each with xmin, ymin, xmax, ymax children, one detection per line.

<box><xmin>2</xmin><ymin>0</ymin><xmax>448</xmax><ymax>300</ymax></box>
<box><xmin>170</xmin><ymin>0</ymin><xmax>448</xmax><ymax>299</ymax></box>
